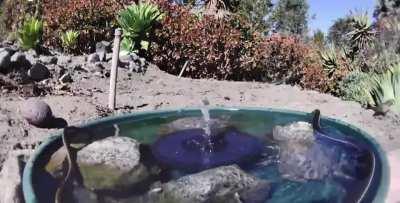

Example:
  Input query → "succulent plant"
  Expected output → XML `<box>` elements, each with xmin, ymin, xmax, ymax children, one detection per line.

<box><xmin>60</xmin><ymin>30</ymin><xmax>79</xmax><ymax>53</ymax></box>
<box><xmin>319</xmin><ymin>45</ymin><xmax>339</xmax><ymax>77</ymax></box>
<box><xmin>347</xmin><ymin>13</ymin><xmax>375</xmax><ymax>52</ymax></box>
<box><xmin>369</xmin><ymin>63</ymin><xmax>400</xmax><ymax>112</ymax></box>
<box><xmin>17</xmin><ymin>17</ymin><xmax>43</xmax><ymax>50</ymax></box>
<box><xmin>118</xmin><ymin>2</ymin><xmax>163</xmax><ymax>55</ymax></box>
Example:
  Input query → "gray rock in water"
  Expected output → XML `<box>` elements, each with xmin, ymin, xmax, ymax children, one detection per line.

<box><xmin>0</xmin><ymin>150</ymin><xmax>33</xmax><ymax>203</ymax></box>
<box><xmin>77</xmin><ymin>136</ymin><xmax>152</xmax><ymax>191</ymax></box>
<box><xmin>87</xmin><ymin>53</ymin><xmax>100</xmax><ymax>63</ymax></box>
<box><xmin>28</xmin><ymin>63</ymin><xmax>50</xmax><ymax>81</ymax></box>
<box><xmin>153</xmin><ymin>165</ymin><xmax>270</xmax><ymax>203</ymax></box>
<box><xmin>0</xmin><ymin>48</ymin><xmax>13</xmax><ymax>73</ymax></box>
<box><xmin>21</xmin><ymin>99</ymin><xmax>53</xmax><ymax>127</ymax></box>
<box><xmin>160</xmin><ymin>117</ymin><xmax>229</xmax><ymax>135</ymax></box>
<box><xmin>273</xmin><ymin>122</ymin><xmax>333</xmax><ymax>181</ymax></box>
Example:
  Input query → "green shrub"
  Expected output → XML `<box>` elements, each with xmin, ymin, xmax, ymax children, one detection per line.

<box><xmin>17</xmin><ymin>17</ymin><xmax>43</xmax><ymax>50</ymax></box>
<box><xmin>339</xmin><ymin>71</ymin><xmax>374</xmax><ymax>106</ymax></box>
<box><xmin>150</xmin><ymin>2</ymin><xmax>251</xmax><ymax>80</ymax></box>
<box><xmin>255</xmin><ymin>34</ymin><xmax>313</xmax><ymax>84</ymax></box>
<box><xmin>43</xmin><ymin>0</ymin><xmax>130</xmax><ymax>53</ymax></box>
<box><xmin>118</xmin><ymin>2</ymin><xmax>163</xmax><ymax>55</ymax></box>
<box><xmin>60</xmin><ymin>30</ymin><xmax>80</xmax><ymax>53</ymax></box>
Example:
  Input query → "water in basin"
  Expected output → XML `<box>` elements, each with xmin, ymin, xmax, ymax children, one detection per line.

<box><xmin>28</xmin><ymin>109</ymin><xmax>383</xmax><ymax>203</ymax></box>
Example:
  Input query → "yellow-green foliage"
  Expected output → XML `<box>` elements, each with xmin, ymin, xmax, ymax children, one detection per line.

<box><xmin>118</xmin><ymin>2</ymin><xmax>163</xmax><ymax>55</ymax></box>
<box><xmin>369</xmin><ymin>63</ymin><xmax>400</xmax><ymax>111</ymax></box>
<box><xmin>17</xmin><ymin>17</ymin><xmax>43</xmax><ymax>50</ymax></box>
<box><xmin>60</xmin><ymin>30</ymin><xmax>79</xmax><ymax>52</ymax></box>
<box><xmin>319</xmin><ymin>45</ymin><xmax>339</xmax><ymax>76</ymax></box>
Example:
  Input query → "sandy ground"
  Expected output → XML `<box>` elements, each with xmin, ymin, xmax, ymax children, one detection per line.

<box><xmin>0</xmin><ymin>65</ymin><xmax>399</xmax><ymax>201</ymax></box>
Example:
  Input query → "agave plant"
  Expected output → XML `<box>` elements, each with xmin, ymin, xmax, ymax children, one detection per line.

<box><xmin>319</xmin><ymin>45</ymin><xmax>339</xmax><ymax>77</ymax></box>
<box><xmin>60</xmin><ymin>30</ymin><xmax>79</xmax><ymax>53</ymax></box>
<box><xmin>369</xmin><ymin>63</ymin><xmax>400</xmax><ymax>112</ymax></box>
<box><xmin>18</xmin><ymin>17</ymin><xmax>43</xmax><ymax>50</ymax></box>
<box><xmin>347</xmin><ymin>13</ymin><xmax>375</xmax><ymax>52</ymax></box>
<box><xmin>118</xmin><ymin>2</ymin><xmax>163</xmax><ymax>55</ymax></box>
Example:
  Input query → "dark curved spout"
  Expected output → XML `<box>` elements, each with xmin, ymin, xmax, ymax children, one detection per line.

<box><xmin>311</xmin><ymin>109</ymin><xmax>322</xmax><ymax>131</ymax></box>
<box><xmin>55</xmin><ymin>126</ymin><xmax>89</xmax><ymax>203</ymax></box>
<box><xmin>311</xmin><ymin>109</ymin><xmax>362</xmax><ymax>152</ymax></box>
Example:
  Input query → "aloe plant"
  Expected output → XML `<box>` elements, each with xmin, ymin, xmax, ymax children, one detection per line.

<box><xmin>319</xmin><ymin>45</ymin><xmax>339</xmax><ymax>77</ymax></box>
<box><xmin>369</xmin><ymin>63</ymin><xmax>400</xmax><ymax>112</ymax></box>
<box><xmin>18</xmin><ymin>17</ymin><xmax>43</xmax><ymax>50</ymax></box>
<box><xmin>348</xmin><ymin>13</ymin><xmax>375</xmax><ymax>52</ymax></box>
<box><xmin>60</xmin><ymin>30</ymin><xmax>79</xmax><ymax>52</ymax></box>
<box><xmin>118</xmin><ymin>2</ymin><xmax>163</xmax><ymax>55</ymax></box>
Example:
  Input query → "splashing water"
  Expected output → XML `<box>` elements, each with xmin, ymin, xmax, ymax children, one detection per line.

<box><xmin>201</xmin><ymin>99</ymin><xmax>211</xmax><ymax>136</ymax></box>
<box><xmin>200</xmin><ymin>99</ymin><xmax>213</xmax><ymax>165</ymax></box>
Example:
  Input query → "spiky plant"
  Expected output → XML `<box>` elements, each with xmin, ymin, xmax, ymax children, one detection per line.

<box><xmin>319</xmin><ymin>45</ymin><xmax>339</xmax><ymax>77</ymax></box>
<box><xmin>60</xmin><ymin>30</ymin><xmax>79</xmax><ymax>53</ymax></box>
<box><xmin>348</xmin><ymin>13</ymin><xmax>375</xmax><ymax>52</ymax></box>
<box><xmin>369</xmin><ymin>63</ymin><xmax>400</xmax><ymax>112</ymax></box>
<box><xmin>17</xmin><ymin>17</ymin><xmax>43</xmax><ymax>50</ymax></box>
<box><xmin>118</xmin><ymin>2</ymin><xmax>163</xmax><ymax>55</ymax></box>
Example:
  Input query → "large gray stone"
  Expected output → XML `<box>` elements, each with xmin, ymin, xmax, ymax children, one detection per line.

<box><xmin>21</xmin><ymin>99</ymin><xmax>53</xmax><ymax>127</ymax></box>
<box><xmin>160</xmin><ymin>117</ymin><xmax>229</xmax><ymax>135</ymax></box>
<box><xmin>28</xmin><ymin>63</ymin><xmax>50</xmax><ymax>81</ymax></box>
<box><xmin>0</xmin><ymin>49</ymin><xmax>13</xmax><ymax>73</ymax></box>
<box><xmin>77</xmin><ymin>136</ymin><xmax>152</xmax><ymax>191</ymax></box>
<box><xmin>0</xmin><ymin>150</ymin><xmax>33</xmax><ymax>203</ymax></box>
<box><xmin>273</xmin><ymin>122</ymin><xmax>332</xmax><ymax>181</ymax></box>
<box><xmin>10</xmin><ymin>52</ymin><xmax>31</xmax><ymax>70</ymax></box>
<box><xmin>152</xmin><ymin>165</ymin><xmax>270</xmax><ymax>203</ymax></box>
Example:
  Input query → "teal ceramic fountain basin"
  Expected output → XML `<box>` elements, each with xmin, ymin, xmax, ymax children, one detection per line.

<box><xmin>22</xmin><ymin>108</ymin><xmax>389</xmax><ymax>203</ymax></box>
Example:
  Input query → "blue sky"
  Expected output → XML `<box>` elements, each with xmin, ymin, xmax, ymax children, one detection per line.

<box><xmin>308</xmin><ymin>0</ymin><xmax>376</xmax><ymax>34</ymax></box>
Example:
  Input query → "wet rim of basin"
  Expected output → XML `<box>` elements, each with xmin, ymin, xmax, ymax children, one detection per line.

<box><xmin>22</xmin><ymin>107</ymin><xmax>390</xmax><ymax>203</ymax></box>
